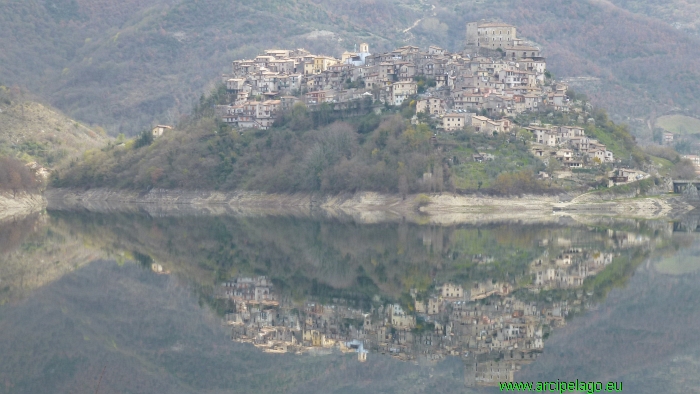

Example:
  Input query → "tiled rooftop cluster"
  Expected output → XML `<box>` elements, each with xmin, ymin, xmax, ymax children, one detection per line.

<box><xmin>215</xmin><ymin>22</ymin><xmax>573</xmax><ymax>132</ymax></box>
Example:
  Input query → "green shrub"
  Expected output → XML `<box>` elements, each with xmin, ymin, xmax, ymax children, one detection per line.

<box><xmin>415</xmin><ymin>194</ymin><xmax>431</xmax><ymax>208</ymax></box>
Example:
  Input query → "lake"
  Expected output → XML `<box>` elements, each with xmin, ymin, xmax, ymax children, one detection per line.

<box><xmin>1</xmin><ymin>209</ymin><xmax>699</xmax><ymax>393</ymax></box>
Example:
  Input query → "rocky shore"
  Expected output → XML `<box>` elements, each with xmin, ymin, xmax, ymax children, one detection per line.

<box><xmin>0</xmin><ymin>192</ymin><xmax>46</xmax><ymax>222</ymax></box>
<box><xmin>44</xmin><ymin>188</ymin><xmax>695</xmax><ymax>225</ymax></box>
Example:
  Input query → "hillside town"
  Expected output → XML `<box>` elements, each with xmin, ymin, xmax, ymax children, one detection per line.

<box><xmin>219</xmin><ymin>22</ymin><xmax>552</xmax><ymax>129</ymax></box>
<box><xmin>524</xmin><ymin>123</ymin><xmax>649</xmax><ymax>185</ymax></box>
<box><xmin>216</xmin><ymin>227</ymin><xmax>654</xmax><ymax>387</ymax></box>
<box><xmin>211</xmin><ymin>21</ymin><xmax>623</xmax><ymax>177</ymax></box>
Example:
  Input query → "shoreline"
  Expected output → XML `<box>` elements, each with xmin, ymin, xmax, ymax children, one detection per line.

<box><xmin>0</xmin><ymin>192</ymin><xmax>46</xmax><ymax>222</ymax></box>
<box><xmin>44</xmin><ymin>188</ymin><xmax>695</xmax><ymax>224</ymax></box>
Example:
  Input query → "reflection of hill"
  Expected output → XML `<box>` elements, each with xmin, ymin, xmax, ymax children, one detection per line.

<box><xmin>43</xmin><ymin>209</ymin><xmax>676</xmax><ymax>387</ymax></box>
<box><xmin>0</xmin><ymin>261</ymin><xmax>466</xmax><ymax>393</ymax></box>
<box><xmin>0</xmin><ymin>213</ymin><xmax>104</xmax><ymax>304</ymax></box>
<box><xmin>517</xmin><ymin>262</ymin><xmax>700</xmax><ymax>394</ymax></box>
<box><xmin>0</xmin><ymin>214</ymin><xmax>41</xmax><ymax>257</ymax></box>
<box><xmin>218</xmin><ymin>233</ymin><xmax>653</xmax><ymax>388</ymax></box>
<box><xmin>2</xmin><ymin>237</ymin><xmax>696</xmax><ymax>393</ymax></box>
<box><xmin>47</xmin><ymin>211</ymin><xmax>673</xmax><ymax>302</ymax></box>
<box><xmin>654</xmin><ymin>238</ymin><xmax>700</xmax><ymax>275</ymax></box>
<box><xmin>49</xmin><ymin>211</ymin><xmax>659</xmax><ymax>300</ymax></box>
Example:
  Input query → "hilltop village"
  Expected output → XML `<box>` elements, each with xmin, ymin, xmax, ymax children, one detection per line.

<box><xmin>48</xmin><ymin>19</ymin><xmax>665</xmax><ymax>194</ymax></box>
<box><xmin>211</xmin><ymin>21</ymin><xmax>627</xmax><ymax>180</ymax></box>
<box><xmin>219</xmin><ymin>22</ymin><xmax>553</xmax><ymax>128</ymax></box>
<box><xmin>215</xmin><ymin>227</ymin><xmax>654</xmax><ymax>387</ymax></box>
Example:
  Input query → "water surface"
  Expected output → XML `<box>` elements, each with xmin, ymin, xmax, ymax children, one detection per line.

<box><xmin>1</xmin><ymin>210</ymin><xmax>699</xmax><ymax>393</ymax></box>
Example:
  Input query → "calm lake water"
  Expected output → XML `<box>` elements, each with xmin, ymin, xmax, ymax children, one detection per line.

<box><xmin>1</xmin><ymin>209</ymin><xmax>699</xmax><ymax>393</ymax></box>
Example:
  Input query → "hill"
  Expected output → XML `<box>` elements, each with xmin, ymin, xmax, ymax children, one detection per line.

<box><xmin>0</xmin><ymin>86</ymin><xmax>108</xmax><ymax>168</ymax></box>
<box><xmin>2</xmin><ymin>0</ymin><xmax>700</xmax><ymax>137</ymax></box>
<box><xmin>52</xmin><ymin>86</ymin><xmax>657</xmax><ymax>195</ymax></box>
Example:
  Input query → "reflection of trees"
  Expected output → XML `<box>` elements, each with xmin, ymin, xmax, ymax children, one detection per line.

<box><xmin>219</xmin><ymin>230</ymin><xmax>658</xmax><ymax>387</ymax></box>
<box><xmin>50</xmin><ymin>212</ymin><xmax>566</xmax><ymax>297</ymax></box>
<box><xmin>0</xmin><ymin>213</ymin><xmax>103</xmax><ymax>304</ymax></box>
<box><xmin>0</xmin><ymin>214</ymin><xmax>41</xmax><ymax>256</ymax></box>
<box><xmin>47</xmin><ymin>211</ymin><xmax>669</xmax><ymax>312</ymax></box>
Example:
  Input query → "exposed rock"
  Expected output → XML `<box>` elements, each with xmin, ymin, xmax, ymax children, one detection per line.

<box><xmin>681</xmin><ymin>184</ymin><xmax>700</xmax><ymax>201</ymax></box>
<box><xmin>0</xmin><ymin>192</ymin><xmax>46</xmax><ymax>222</ymax></box>
<box><xmin>45</xmin><ymin>188</ymin><xmax>694</xmax><ymax>224</ymax></box>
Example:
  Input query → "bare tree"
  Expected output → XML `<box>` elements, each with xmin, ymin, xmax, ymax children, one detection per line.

<box><xmin>0</xmin><ymin>157</ymin><xmax>38</xmax><ymax>196</ymax></box>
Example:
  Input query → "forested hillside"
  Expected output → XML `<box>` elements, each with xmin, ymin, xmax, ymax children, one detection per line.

<box><xmin>608</xmin><ymin>0</ymin><xmax>700</xmax><ymax>37</ymax></box>
<box><xmin>1</xmin><ymin>0</ymin><xmax>699</xmax><ymax>137</ymax></box>
<box><xmin>51</xmin><ymin>85</ymin><xmax>547</xmax><ymax>195</ymax></box>
<box><xmin>53</xmin><ymin>86</ymin><xmax>655</xmax><ymax>195</ymax></box>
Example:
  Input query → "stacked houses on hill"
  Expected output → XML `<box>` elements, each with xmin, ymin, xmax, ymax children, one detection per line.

<box><xmin>217</xmin><ymin>21</ymin><xmax>570</xmax><ymax>131</ymax></box>
<box><xmin>527</xmin><ymin>124</ymin><xmax>615</xmax><ymax>168</ymax></box>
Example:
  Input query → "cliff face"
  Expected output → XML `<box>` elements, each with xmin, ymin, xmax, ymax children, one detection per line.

<box><xmin>0</xmin><ymin>192</ymin><xmax>46</xmax><ymax>222</ymax></box>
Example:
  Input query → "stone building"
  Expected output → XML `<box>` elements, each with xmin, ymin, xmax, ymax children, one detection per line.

<box><xmin>466</xmin><ymin>22</ymin><xmax>518</xmax><ymax>50</ymax></box>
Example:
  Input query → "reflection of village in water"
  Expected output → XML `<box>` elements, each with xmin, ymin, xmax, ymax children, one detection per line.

<box><xmin>215</xmin><ymin>226</ymin><xmax>658</xmax><ymax>387</ymax></box>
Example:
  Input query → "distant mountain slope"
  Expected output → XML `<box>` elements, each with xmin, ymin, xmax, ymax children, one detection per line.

<box><xmin>0</xmin><ymin>88</ymin><xmax>108</xmax><ymax>168</ymax></box>
<box><xmin>608</xmin><ymin>0</ymin><xmax>700</xmax><ymax>37</ymax></box>
<box><xmin>0</xmin><ymin>0</ymin><xmax>422</xmax><ymax>135</ymax></box>
<box><xmin>1</xmin><ymin>0</ymin><xmax>699</xmax><ymax>137</ymax></box>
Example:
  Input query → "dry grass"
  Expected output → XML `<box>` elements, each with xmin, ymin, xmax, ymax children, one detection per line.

<box><xmin>0</xmin><ymin>101</ymin><xmax>108</xmax><ymax>168</ymax></box>
<box><xmin>656</xmin><ymin>115</ymin><xmax>700</xmax><ymax>135</ymax></box>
